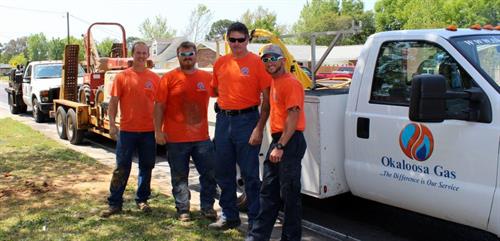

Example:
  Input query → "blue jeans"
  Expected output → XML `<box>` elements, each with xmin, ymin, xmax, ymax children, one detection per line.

<box><xmin>214</xmin><ymin>110</ymin><xmax>261</xmax><ymax>224</ymax></box>
<box><xmin>247</xmin><ymin>131</ymin><xmax>307</xmax><ymax>241</ymax></box>
<box><xmin>166</xmin><ymin>139</ymin><xmax>216</xmax><ymax>212</ymax></box>
<box><xmin>107</xmin><ymin>131</ymin><xmax>156</xmax><ymax>208</ymax></box>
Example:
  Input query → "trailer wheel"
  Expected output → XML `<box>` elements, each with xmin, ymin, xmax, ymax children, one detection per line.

<box><xmin>56</xmin><ymin>107</ymin><xmax>68</xmax><ymax>140</ymax></box>
<box><xmin>32</xmin><ymin>98</ymin><xmax>45</xmax><ymax>123</ymax></box>
<box><xmin>66</xmin><ymin>108</ymin><xmax>84</xmax><ymax>145</ymax></box>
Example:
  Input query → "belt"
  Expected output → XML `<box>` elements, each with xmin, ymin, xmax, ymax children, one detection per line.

<box><xmin>219</xmin><ymin>105</ymin><xmax>258</xmax><ymax>116</ymax></box>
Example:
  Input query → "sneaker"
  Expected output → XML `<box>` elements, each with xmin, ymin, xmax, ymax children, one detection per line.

<box><xmin>201</xmin><ymin>208</ymin><xmax>217</xmax><ymax>221</ymax></box>
<box><xmin>137</xmin><ymin>202</ymin><xmax>151</xmax><ymax>213</ymax></box>
<box><xmin>100</xmin><ymin>206</ymin><xmax>122</xmax><ymax>218</ymax></box>
<box><xmin>208</xmin><ymin>218</ymin><xmax>241</xmax><ymax>230</ymax></box>
<box><xmin>177</xmin><ymin>211</ymin><xmax>191</xmax><ymax>222</ymax></box>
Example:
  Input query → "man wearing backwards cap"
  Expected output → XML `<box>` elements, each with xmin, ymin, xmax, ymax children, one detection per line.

<box><xmin>246</xmin><ymin>44</ymin><xmax>307</xmax><ymax>241</ymax></box>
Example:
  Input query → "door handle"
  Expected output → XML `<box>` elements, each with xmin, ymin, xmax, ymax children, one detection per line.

<box><xmin>357</xmin><ymin>117</ymin><xmax>370</xmax><ymax>139</ymax></box>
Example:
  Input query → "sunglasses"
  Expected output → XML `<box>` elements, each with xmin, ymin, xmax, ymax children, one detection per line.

<box><xmin>261</xmin><ymin>56</ymin><xmax>283</xmax><ymax>63</ymax></box>
<box><xmin>228</xmin><ymin>37</ymin><xmax>247</xmax><ymax>43</ymax></box>
<box><xmin>178</xmin><ymin>51</ymin><xmax>195</xmax><ymax>57</ymax></box>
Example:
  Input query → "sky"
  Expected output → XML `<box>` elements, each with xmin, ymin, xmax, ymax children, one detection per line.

<box><xmin>0</xmin><ymin>0</ymin><xmax>376</xmax><ymax>43</ymax></box>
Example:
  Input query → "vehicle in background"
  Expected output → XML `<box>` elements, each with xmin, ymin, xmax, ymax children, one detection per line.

<box><xmin>316</xmin><ymin>65</ymin><xmax>355</xmax><ymax>80</ymax></box>
<box><xmin>4</xmin><ymin>61</ymin><xmax>84</xmax><ymax>122</ymax></box>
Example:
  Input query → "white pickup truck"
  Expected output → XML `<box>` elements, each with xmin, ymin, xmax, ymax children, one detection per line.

<box><xmin>300</xmin><ymin>27</ymin><xmax>500</xmax><ymax>236</ymax></box>
<box><xmin>5</xmin><ymin>61</ymin><xmax>84</xmax><ymax>122</ymax></box>
<box><xmin>209</xmin><ymin>27</ymin><xmax>499</xmax><ymax>236</ymax></box>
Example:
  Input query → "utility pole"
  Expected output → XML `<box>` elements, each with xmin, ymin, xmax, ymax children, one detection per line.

<box><xmin>66</xmin><ymin>12</ymin><xmax>70</xmax><ymax>44</ymax></box>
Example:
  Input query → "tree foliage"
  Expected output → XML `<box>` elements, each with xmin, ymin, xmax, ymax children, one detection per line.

<box><xmin>206</xmin><ymin>19</ymin><xmax>234</xmax><ymax>40</ymax></box>
<box><xmin>139</xmin><ymin>15</ymin><xmax>176</xmax><ymax>40</ymax></box>
<box><xmin>374</xmin><ymin>0</ymin><xmax>499</xmax><ymax>31</ymax></box>
<box><xmin>241</xmin><ymin>6</ymin><xmax>285</xmax><ymax>36</ymax></box>
<box><xmin>8</xmin><ymin>53</ymin><xmax>27</xmax><ymax>67</ymax></box>
<box><xmin>27</xmin><ymin>33</ymin><xmax>48</xmax><ymax>61</ymax></box>
<box><xmin>47</xmin><ymin>38</ymin><xmax>66</xmax><ymax>60</ymax></box>
<box><xmin>185</xmin><ymin>4</ymin><xmax>213</xmax><ymax>43</ymax></box>
<box><xmin>96</xmin><ymin>38</ymin><xmax>115</xmax><ymax>57</ymax></box>
<box><xmin>292</xmin><ymin>0</ymin><xmax>373</xmax><ymax>45</ymax></box>
<box><xmin>0</xmin><ymin>37</ymin><xmax>27</xmax><ymax>64</ymax></box>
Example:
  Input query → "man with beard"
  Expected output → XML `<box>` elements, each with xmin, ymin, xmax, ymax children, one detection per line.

<box><xmin>247</xmin><ymin>44</ymin><xmax>307</xmax><ymax>241</ymax></box>
<box><xmin>154</xmin><ymin>41</ymin><xmax>217</xmax><ymax>222</ymax></box>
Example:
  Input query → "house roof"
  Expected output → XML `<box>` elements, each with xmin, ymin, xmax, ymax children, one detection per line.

<box><xmin>197</xmin><ymin>41</ymin><xmax>363</xmax><ymax>64</ymax></box>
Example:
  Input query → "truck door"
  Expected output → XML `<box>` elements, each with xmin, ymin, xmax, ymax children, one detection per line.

<box><xmin>22</xmin><ymin>65</ymin><xmax>32</xmax><ymax>107</ymax></box>
<box><xmin>346</xmin><ymin>38</ymin><xmax>497</xmax><ymax>230</ymax></box>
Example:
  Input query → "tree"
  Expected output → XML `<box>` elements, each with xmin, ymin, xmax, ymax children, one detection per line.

<box><xmin>293</xmin><ymin>0</ymin><xmax>356</xmax><ymax>45</ymax></box>
<box><xmin>340</xmin><ymin>0</ymin><xmax>376</xmax><ymax>45</ymax></box>
<box><xmin>184</xmin><ymin>4</ymin><xmax>213</xmax><ymax>43</ymax></box>
<box><xmin>96</xmin><ymin>38</ymin><xmax>115</xmax><ymax>57</ymax></box>
<box><xmin>8</xmin><ymin>53</ymin><xmax>27</xmax><ymax>67</ymax></box>
<box><xmin>241</xmin><ymin>6</ymin><xmax>285</xmax><ymax>36</ymax></box>
<box><xmin>374</xmin><ymin>0</ymin><xmax>499</xmax><ymax>31</ymax></box>
<box><xmin>0</xmin><ymin>37</ymin><xmax>27</xmax><ymax>64</ymax></box>
<box><xmin>139</xmin><ymin>15</ymin><xmax>176</xmax><ymax>40</ymax></box>
<box><xmin>47</xmin><ymin>38</ymin><xmax>66</xmax><ymax>60</ymax></box>
<box><xmin>27</xmin><ymin>33</ymin><xmax>48</xmax><ymax>61</ymax></box>
<box><xmin>206</xmin><ymin>19</ymin><xmax>233</xmax><ymax>40</ymax></box>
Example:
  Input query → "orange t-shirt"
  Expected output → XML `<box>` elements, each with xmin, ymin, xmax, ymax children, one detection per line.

<box><xmin>212</xmin><ymin>52</ymin><xmax>272</xmax><ymax>110</ymax></box>
<box><xmin>270</xmin><ymin>73</ymin><xmax>306</xmax><ymax>133</ymax></box>
<box><xmin>110</xmin><ymin>68</ymin><xmax>159</xmax><ymax>132</ymax></box>
<box><xmin>155</xmin><ymin>68</ymin><xmax>212</xmax><ymax>143</ymax></box>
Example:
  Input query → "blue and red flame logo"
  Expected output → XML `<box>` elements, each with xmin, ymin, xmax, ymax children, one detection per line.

<box><xmin>399</xmin><ymin>123</ymin><xmax>434</xmax><ymax>161</ymax></box>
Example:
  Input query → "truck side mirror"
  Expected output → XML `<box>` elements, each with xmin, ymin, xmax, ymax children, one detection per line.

<box><xmin>409</xmin><ymin>75</ymin><xmax>447</xmax><ymax>122</ymax></box>
<box><xmin>23</xmin><ymin>76</ymin><xmax>31</xmax><ymax>83</ymax></box>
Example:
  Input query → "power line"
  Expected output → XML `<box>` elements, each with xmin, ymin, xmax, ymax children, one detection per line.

<box><xmin>69</xmin><ymin>14</ymin><xmax>124</xmax><ymax>40</ymax></box>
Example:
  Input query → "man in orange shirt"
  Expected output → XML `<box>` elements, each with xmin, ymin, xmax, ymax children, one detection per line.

<box><xmin>101</xmin><ymin>41</ymin><xmax>160</xmax><ymax>217</ymax></box>
<box><xmin>154</xmin><ymin>41</ymin><xmax>217</xmax><ymax>222</ymax></box>
<box><xmin>247</xmin><ymin>44</ymin><xmax>307</xmax><ymax>241</ymax></box>
<box><xmin>209</xmin><ymin>22</ymin><xmax>272</xmax><ymax>230</ymax></box>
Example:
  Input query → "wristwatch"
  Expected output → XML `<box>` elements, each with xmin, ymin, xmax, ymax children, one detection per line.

<box><xmin>275</xmin><ymin>143</ymin><xmax>285</xmax><ymax>150</ymax></box>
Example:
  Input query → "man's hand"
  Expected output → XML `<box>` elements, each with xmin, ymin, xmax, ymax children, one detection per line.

<box><xmin>155</xmin><ymin>131</ymin><xmax>167</xmax><ymax>145</ymax></box>
<box><xmin>109</xmin><ymin>124</ymin><xmax>118</xmax><ymax>139</ymax></box>
<box><xmin>249</xmin><ymin>127</ymin><xmax>263</xmax><ymax>146</ymax></box>
<box><xmin>269</xmin><ymin>147</ymin><xmax>283</xmax><ymax>163</ymax></box>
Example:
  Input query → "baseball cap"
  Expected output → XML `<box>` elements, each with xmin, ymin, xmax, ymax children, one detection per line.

<box><xmin>260</xmin><ymin>44</ymin><xmax>283</xmax><ymax>57</ymax></box>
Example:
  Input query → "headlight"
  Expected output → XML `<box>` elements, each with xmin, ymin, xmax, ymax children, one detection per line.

<box><xmin>40</xmin><ymin>90</ymin><xmax>49</xmax><ymax>102</ymax></box>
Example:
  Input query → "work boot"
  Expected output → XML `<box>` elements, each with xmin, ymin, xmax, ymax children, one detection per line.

<box><xmin>208</xmin><ymin>218</ymin><xmax>241</xmax><ymax>230</ymax></box>
<box><xmin>201</xmin><ymin>208</ymin><xmax>217</xmax><ymax>221</ymax></box>
<box><xmin>137</xmin><ymin>202</ymin><xmax>151</xmax><ymax>213</ymax></box>
<box><xmin>100</xmin><ymin>206</ymin><xmax>122</xmax><ymax>218</ymax></box>
<box><xmin>177</xmin><ymin>210</ymin><xmax>191</xmax><ymax>222</ymax></box>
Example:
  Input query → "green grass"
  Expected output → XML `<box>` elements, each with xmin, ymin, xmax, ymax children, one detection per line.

<box><xmin>0</xmin><ymin>76</ymin><xmax>8</xmax><ymax>82</ymax></box>
<box><xmin>0</xmin><ymin>118</ymin><xmax>243</xmax><ymax>240</ymax></box>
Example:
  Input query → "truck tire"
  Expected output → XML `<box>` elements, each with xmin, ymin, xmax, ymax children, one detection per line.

<box><xmin>66</xmin><ymin>108</ymin><xmax>85</xmax><ymax>145</ymax></box>
<box><xmin>9</xmin><ymin>94</ymin><xmax>20</xmax><ymax>114</ymax></box>
<box><xmin>78</xmin><ymin>85</ymin><xmax>91</xmax><ymax>104</ymax></box>
<box><xmin>32</xmin><ymin>98</ymin><xmax>45</xmax><ymax>123</ymax></box>
<box><xmin>56</xmin><ymin>107</ymin><xmax>68</xmax><ymax>140</ymax></box>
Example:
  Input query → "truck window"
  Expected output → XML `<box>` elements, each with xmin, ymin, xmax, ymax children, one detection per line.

<box><xmin>370</xmin><ymin>41</ymin><xmax>474</xmax><ymax>113</ymax></box>
<box><xmin>34</xmin><ymin>64</ymin><xmax>63</xmax><ymax>79</ymax></box>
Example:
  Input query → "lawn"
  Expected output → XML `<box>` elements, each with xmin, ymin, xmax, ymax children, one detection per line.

<box><xmin>0</xmin><ymin>118</ymin><xmax>243</xmax><ymax>240</ymax></box>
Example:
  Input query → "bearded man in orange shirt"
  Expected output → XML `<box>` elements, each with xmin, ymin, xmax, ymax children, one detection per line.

<box><xmin>154</xmin><ymin>41</ymin><xmax>217</xmax><ymax>222</ymax></box>
<box><xmin>101</xmin><ymin>41</ymin><xmax>160</xmax><ymax>217</ymax></box>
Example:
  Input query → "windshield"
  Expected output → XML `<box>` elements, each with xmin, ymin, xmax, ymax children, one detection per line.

<box><xmin>450</xmin><ymin>35</ymin><xmax>500</xmax><ymax>89</ymax></box>
<box><xmin>34</xmin><ymin>63</ymin><xmax>85</xmax><ymax>79</ymax></box>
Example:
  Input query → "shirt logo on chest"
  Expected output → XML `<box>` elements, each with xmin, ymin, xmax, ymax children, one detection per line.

<box><xmin>144</xmin><ymin>80</ymin><xmax>153</xmax><ymax>90</ymax></box>
<box><xmin>240</xmin><ymin>67</ymin><xmax>249</xmax><ymax>76</ymax></box>
<box><xmin>196</xmin><ymin>82</ymin><xmax>206</xmax><ymax>91</ymax></box>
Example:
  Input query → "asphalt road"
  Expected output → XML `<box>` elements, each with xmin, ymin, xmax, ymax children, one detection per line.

<box><xmin>1</xmin><ymin>81</ymin><xmax>498</xmax><ymax>241</ymax></box>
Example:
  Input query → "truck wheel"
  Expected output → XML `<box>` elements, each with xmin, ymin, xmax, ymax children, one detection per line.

<box><xmin>32</xmin><ymin>98</ymin><xmax>45</xmax><ymax>123</ymax></box>
<box><xmin>56</xmin><ymin>107</ymin><xmax>68</xmax><ymax>140</ymax></box>
<box><xmin>66</xmin><ymin>108</ymin><xmax>85</xmax><ymax>145</ymax></box>
<box><xmin>236</xmin><ymin>178</ymin><xmax>249</xmax><ymax>212</ymax></box>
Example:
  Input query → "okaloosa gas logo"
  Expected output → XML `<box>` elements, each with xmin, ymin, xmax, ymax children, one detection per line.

<box><xmin>399</xmin><ymin>123</ymin><xmax>434</xmax><ymax>161</ymax></box>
